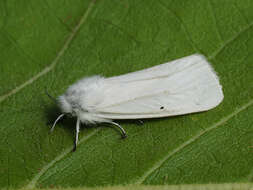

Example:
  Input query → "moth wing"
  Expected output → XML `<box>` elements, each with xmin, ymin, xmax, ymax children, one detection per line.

<box><xmin>94</xmin><ymin>54</ymin><xmax>223</xmax><ymax>119</ymax></box>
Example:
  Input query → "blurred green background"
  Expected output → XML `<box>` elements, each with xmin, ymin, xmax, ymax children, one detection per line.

<box><xmin>0</xmin><ymin>0</ymin><xmax>252</xmax><ymax>189</ymax></box>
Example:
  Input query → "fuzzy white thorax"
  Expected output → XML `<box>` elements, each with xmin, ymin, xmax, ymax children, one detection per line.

<box><xmin>58</xmin><ymin>76</ymin><xmax>112</xmax><ymax>124</ymax></box>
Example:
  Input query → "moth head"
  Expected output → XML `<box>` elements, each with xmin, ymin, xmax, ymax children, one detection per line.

<box><xmin>58</xmin><ymin>95</ymin><xmax>72</xmax><ymax>114</ymax></box>
<box><xmin>47</xmin><ymin>95</ymin><xmax>76</xmax><ymax>133</ymax></box>
<box><xmin>57</xmin><ymin>95</ymin><xmax>78</xmax><ymax>118</ymax></box>
<box><xmin>45</xmin><ymin>90</ymin><xmax>74</xmax><ymax>117</ymax></box>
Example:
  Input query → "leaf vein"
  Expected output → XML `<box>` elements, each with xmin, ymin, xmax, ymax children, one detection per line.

<box><xmin>1</xmin><ymin>29</ymin><xmax>40</xmax><ymax>66</ymax></box>
<box><xmin>0</xmin><ymin>0</ymin><xmax>96</xmax><ymax>104</ymax></box>
<box><xmin>43</xmin><ymin>0</ymin><xmax>72</xmax><ymax>32</ymax></box>
<box><xmin>25</xmin><ymin>129</ymin><xmax>99</xmax><ymax>189</ymax></box>
<box><xmin>157</xmin><ymin>0</ymin><xmax>201</xmax><ymax>54</ymax></box>
<box><xmin>208</xmin><ymin>21</ymin><xmax>253</xmax><ymax>60</ymax></box>
<box><xmin>208</xmin><ymin>0</ymin><xmax>223</xmax><ymax>43</ymax></box>
<box><xmin>134</xmin><ymin>99</ymin><xmax>253</xmax><ymax>184</ymax></box>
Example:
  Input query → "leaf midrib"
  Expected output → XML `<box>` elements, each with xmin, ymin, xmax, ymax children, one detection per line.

<box><xmin>25</xmin><ymin>129</ymin><xmax>99</xmax><ymax>189</ymax></box>
<box><xmin>0</xmin><ymin>0</ymin><xmax>96</xmax><ymax>103</ymax></box>
<box><xmin>134</xmin><ymin>99</ymin><xmax>253</xmax><ymax>184</ymax></box>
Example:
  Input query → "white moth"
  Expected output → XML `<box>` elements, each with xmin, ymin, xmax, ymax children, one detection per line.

<box><xmin>51</xmin><ymin>54</ymin><xmax>223</xmax><ymax>150</ymax></box>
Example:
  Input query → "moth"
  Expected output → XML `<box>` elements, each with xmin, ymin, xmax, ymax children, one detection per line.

<box><xmin>50</xmin><ymin>54</ymin><xmax>224</xmax><ymax>150</ymax></box>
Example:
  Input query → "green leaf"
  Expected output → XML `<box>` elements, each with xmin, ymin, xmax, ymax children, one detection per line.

<box><xmin>19</xmin><ymin>184</ymin><xmax>253</xmax><ymax>190</ymax></box>
<box><xmin>0</xmin><ymin>0</ymin><xmax>252</xmax><ymax>189</ymax></box>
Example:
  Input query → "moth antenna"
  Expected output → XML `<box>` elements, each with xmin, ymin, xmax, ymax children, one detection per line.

<box><xmin>51</xmin><ymin>114</ymin><xmax>65</xmax><ymax>132</ymax></box>
<box><xmin>45</xmin><ymin>89</ymin><xmax>58</xmax><ymax>104</ymax></box>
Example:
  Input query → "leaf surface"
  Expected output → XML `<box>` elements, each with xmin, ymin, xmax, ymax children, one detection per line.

<box><xmin>0</xmin><ymin>0</ymin><xmax>252</xmax><ymax>188</ymax></box>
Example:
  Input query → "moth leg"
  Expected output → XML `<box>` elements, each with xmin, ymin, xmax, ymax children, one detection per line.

<box><xmin>109</xmin><ymin>121</ymin><xmax>127</xmax><ymax>139</ymax></box>
<box><xmin>51</xmin><ymin>114</ymin><xmax>65</xmax><ymax>132</ymax></box>
<box><xmin>137</xmin><ymin>120</ymin><xmax>144</xmax><ymax>125</ymax></box>
<box><xmin>73</xmin><ymin>118</ymin><xmax>80</xmax><ymax>152</ymax></box>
